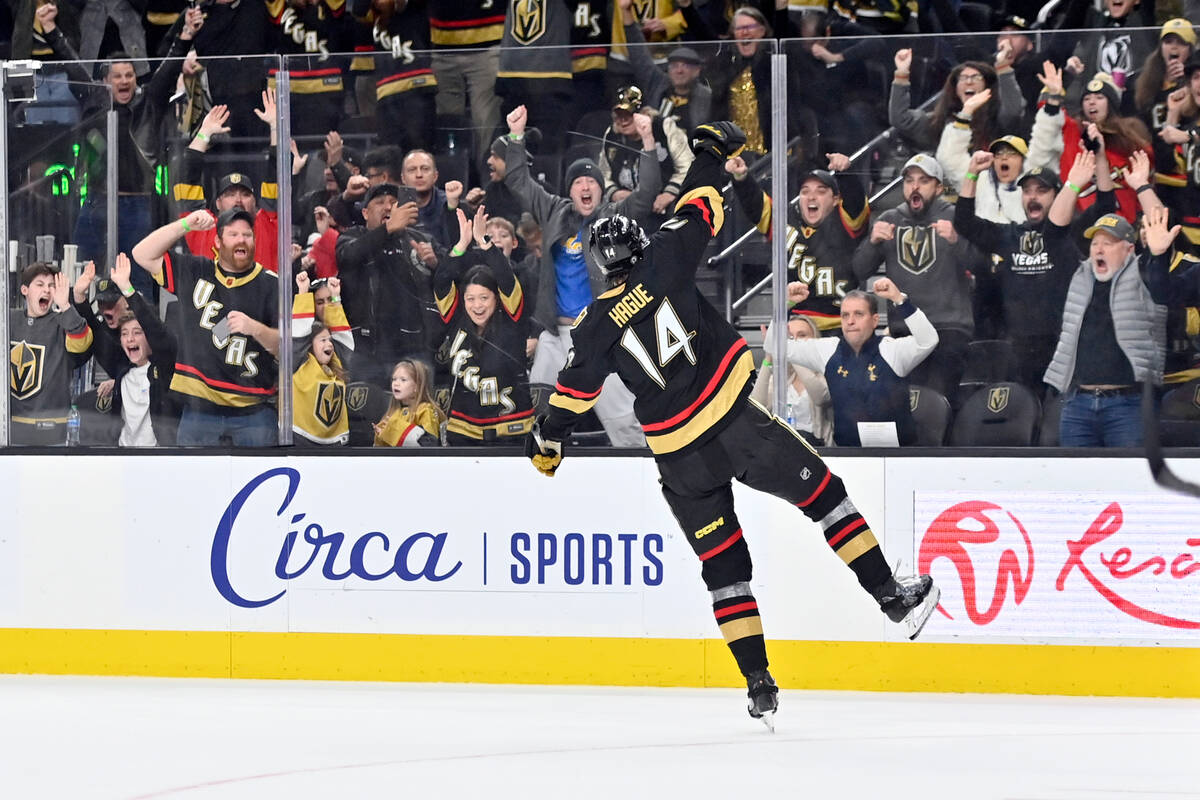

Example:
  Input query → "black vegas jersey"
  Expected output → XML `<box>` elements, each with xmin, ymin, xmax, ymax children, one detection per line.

<box><xmin>159</xmin><ymin>252</ymin><xmax>279</xmax><ymax>409</ymax></box>
<box><xmin>544</xmin><ymin>151</ymin><xmax>755</xmax><ymax>457</ymax></box>
<box><xmin>434</xmin><ymin>246</ymin><xmax>534</xmax><ymax>441</ymax></box>
<box><xmin>731</xmin><ymin>171</ymin><xmax>868</xmax><ymax>331</ymax></box>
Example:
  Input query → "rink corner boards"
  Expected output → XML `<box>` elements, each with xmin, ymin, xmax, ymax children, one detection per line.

<box><xmin>0</xmin><ymin>630</ymin><xmax>1197</xmax><ymax>699</ymax></box>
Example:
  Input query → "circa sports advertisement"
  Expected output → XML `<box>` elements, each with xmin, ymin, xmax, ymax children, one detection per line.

<box><xmin>0</xmin><ymin>454</ymin><xmax>1196</xmax><ymax>647</ymax></box>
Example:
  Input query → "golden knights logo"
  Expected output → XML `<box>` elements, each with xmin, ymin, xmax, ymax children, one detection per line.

<box><xmin>897</xmin><ymin>226</ymin><xmax>936</xmax><ymax>274</ymax></box>
<box><xmin>314</xmin><ymin>382</ymin><xmax>345</xmax><ymax>428</ymax></box>
<box><xmin>987</xmin><ymin>386</ymin><xmax>1010</xmax><ymax>413</ymax></box>
<box><xmin>909</xmin><ymin>387</ymin><xmax>920</xmax><ymax>412</ymax></box>
<box><xmin>346</xmin><ymin>383</ymin><xmax>370</xmax><ymax>413</ymax></box>
<box><xmin>10</xmin><ymin>340</ymin><xmax>45</xmax><ymax>401</ymax></box>
<box><xmin>95</xmin><ymin>392</ymin><xmax>113</xmax><ymax>413</ymax></box>
<box><xmin>1012</xmin><ymin>230</ymin><xmax>1050</xmax><ymax>272</ymax></box>
<box><xmin>630</xmin><ymin>0</ymin><xmax>655</xmax><ymax>22</ymax></box>
<box><xmin>434</xmin><ymin>386</ymin><xmax>452</xmax><ymax>414</ymax></box>
<box><xmin>1019</xmin><ymin>230</ymin><xmax>1044</xmax><ymax>257</ymax></box>
<box><xmin>512</xmin><ymin>0</ymin><xmax>547</xmax><ymax>45</ymax></box>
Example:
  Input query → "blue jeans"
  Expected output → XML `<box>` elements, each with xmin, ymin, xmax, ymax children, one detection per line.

<box><xmin>176</xmin><ymin>406</ymin><xmax>278</xmax><ymax>447</ymax></box>
<box><xmin>1059</xmin><ymin>391</ymin><xmax>1142</xmax><ymax>447</ymax></box>
<box><xmin>73</xmin><ymin>194</ymin><xmax>158</xmax><ymax>299</ymax></box>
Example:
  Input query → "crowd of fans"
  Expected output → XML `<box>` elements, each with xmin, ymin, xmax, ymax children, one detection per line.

<box><xmin>6</xmin><ymin>0</ymin><xmax>1200</xmax><ymax>449</ymax></box>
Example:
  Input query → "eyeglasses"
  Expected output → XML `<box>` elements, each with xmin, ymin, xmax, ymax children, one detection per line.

<box><xmin>957</xmin><ymin>72</ymin><xmax>986</xmax><ymax>84</ymax></box>
<box><xmin>733</xmin><ymin>23</ymin><xmax>764</xmax><ymax>35</ymax></box>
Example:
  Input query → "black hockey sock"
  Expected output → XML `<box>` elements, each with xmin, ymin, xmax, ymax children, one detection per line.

<box><xmin>798</xmin><ymin>472</ymin><xmax>891</xmax><ymax>592</ymax></box>
<box><xmin>711</xmin><ymin>581</ymin><xmax>768</xmax><ymax>676</ymax></box>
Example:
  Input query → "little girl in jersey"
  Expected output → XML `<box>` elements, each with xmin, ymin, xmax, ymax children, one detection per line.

<box><xmin>373</xmin><ymin>359</ymin><xmax>444</xmax><ymax>446</ymax></box>
<box><xmin>292</xmin><ymin>274</ymin><xmax>353</xmax><ymax>445</ymax></box>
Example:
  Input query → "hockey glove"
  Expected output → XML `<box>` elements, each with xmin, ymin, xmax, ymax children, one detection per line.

<box><xmin>691</xmin><ymin>122</ymin><xmax>747</xmax><ymax>161</ymax></box>
<box><xmin>525</xmin><ymin>418</ymin><xmax>564</xmax><ymax>477</ymax></box>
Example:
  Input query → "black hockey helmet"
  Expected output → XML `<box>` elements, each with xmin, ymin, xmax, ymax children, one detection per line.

<box><xmin>588</xmin><ymin>214</ymin><xmax>649</xmax><ymax>279</ymax></box>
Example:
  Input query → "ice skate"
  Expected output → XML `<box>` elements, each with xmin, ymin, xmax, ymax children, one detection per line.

<box><xmin>746</xmin><ymin>669</ymin><xmax>778</xmax><ymax>732</ymax></box>
<box><xmin>873</xmin><ymin>574</ymin><xmax>940</xmax><ymax>640</ymax></box>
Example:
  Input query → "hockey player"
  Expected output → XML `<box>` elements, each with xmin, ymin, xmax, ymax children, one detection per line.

<box><xmin>525</xmin><ymin>121</ymin><xmax>940</xmax><ymax>728</ymax></box>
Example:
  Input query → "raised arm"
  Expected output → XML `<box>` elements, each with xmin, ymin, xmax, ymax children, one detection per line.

<box><xmin>872</xmin><ymin>277</ymin><xmax>938</xmax><ymax>377</ymax></box>
<box><xmin>131</xmin><ymin>210</ymin><xmax>214</xmax><ymax>279</ymax></box>
<box><xmin>1049</xmin><ymin>149</ymin><xmax>1096</xmax><ymax>228</ymax></box>
<box><xmin>502</xmin><ymin>105</ymin><xmax>567</xmax><ymax>225</ymax></box>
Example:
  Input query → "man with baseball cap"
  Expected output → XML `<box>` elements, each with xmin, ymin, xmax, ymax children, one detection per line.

<box><xmin>335</xmin><ymin>181</ymin><xmax>437</xmax><ymax>384</ymax></box>
<box><xmin>131</xmin><ymin>205</ymin><xmax>280</xmax><ymax>446</ymax></box>
<box><xmin>618</xmin><ymin>0</ymin><xmax>711</xmax><ymax>133</ymax></box>
<box><xmin>171</xmin><ymin>102</ymin><xmax>280</xmax><ymax>272</ymax></box>
<box><xmin>955</xmin><ymin>147</ymin><xmax>1120</xmax><ymax>392</ymax></box>
<box><xmin>600</xmin><ymin>85</ymin><xmax>693</xmax><ymax>220</ymax></box>
<box><xmin>852</xmin><ymin>153</ymin><xmax>976</xmax><ymax>401</ymax></box>
<box><xmin>1042</xmin><ymin>202</ymin><xmax>1175</xmax><ymax>447</ymax></box>
<box><xmin>728</xmin><ymin>151</ymin><xmax>869</xmax><ymax>332</ymax></box>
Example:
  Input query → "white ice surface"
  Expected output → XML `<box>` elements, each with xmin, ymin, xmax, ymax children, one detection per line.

<box><xmin>0</xmin><ymin>676</ymin><xmax>1196</xmax><ymax>799</ymax></box>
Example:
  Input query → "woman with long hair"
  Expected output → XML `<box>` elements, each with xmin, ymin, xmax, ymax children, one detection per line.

<box><xmin>1058</xmin><ymin>71</ymin><xmax>1153</xmax><ymax>221</ymax></box>
<box><xmin>890</xmin><ymin>46</ymin><xmax>1026</xmax><ymax>159</ymax></box>
<box><xmin>434</xmin><ymin>205</ymin><xmax>535</xmax><ymax>446</ymax></box>
<box><xmin>1134</xmin><ymin>19</ymin><xmax>1196</xmax><ymax>188</ymax></box>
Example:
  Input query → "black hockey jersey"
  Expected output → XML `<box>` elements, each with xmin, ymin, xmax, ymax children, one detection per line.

<box><xmin>542</xmin><ymin>150</ymin><xmax>755</xmax><ymax>457</ymax></box>
<box><xmin>159</xmin><ymin>252</ymin><xmax>279</xmax><ymax>409</ymax></box>
<box><xmin>265</xmin><ymin>0</ymin><xmax>354</xmax><ymax>95</ymax></box>
<box><xmin>434</xmin><ymin>246</ymin><xmax>535</xmax><ymax>441</ymax></box>
<box><xmin>731</xmin><ymin>170</ymin><xmax>869</xmax><ymax>332</ymax></box>
<box><xmin>351</xmin><ymin>0</ymin><xmax>437</xmax><ymax>101</ymax></box>
<box><xmin>428</xmin><ymin>0</ymin><xmax>507</xmax><ymax>48</ymax></box>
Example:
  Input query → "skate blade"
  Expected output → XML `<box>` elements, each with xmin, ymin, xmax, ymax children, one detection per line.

<box><xmin>758</xmin><ymin>710</ymin><xmax>776</xmax><ymax>734</ymax></box>
<box><xmin>902</xmin><ymin>584</ymin><xmax>940</xmax><ymax>641</ymax></box>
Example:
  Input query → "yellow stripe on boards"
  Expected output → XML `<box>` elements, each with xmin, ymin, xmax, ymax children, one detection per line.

<box><xmin>0</xmin><ymin>629</ymin><xmax>1197</xmax><ymax>698</ymax></box>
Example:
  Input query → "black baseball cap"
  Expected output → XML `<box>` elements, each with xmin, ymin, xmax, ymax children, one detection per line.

<box><xmin>1018</xmin><ymin>167</ymin><xmax>1062</xmax><ymax>192</ymax></box>
<box><xmin>215</xmin><ymin>207</ymin><xmax>255</xmax><ymax>233</ymax></box>
<box><xmin>798</xmin><ymin>169</ymin><xmax>839</xmax><ymax>192</ymax></box>
<box><xmin>95</xmin><ymin>278</ymin><xmax>122</xmax><ymax>307</ymax></box>
<box><xmin>364</xmin><ymin>183</ymin><xmax>402</xmax><ymax>204</ymax></box>
<box><xmin>216</xmin><ymin>172</ymin><xmax>256</xmax><ymax>198</ymax></box>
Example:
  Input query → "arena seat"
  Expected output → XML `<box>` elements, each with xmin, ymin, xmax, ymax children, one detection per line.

<box><xmin>344</xmin><ymin>381</ymin><xmax>390</xmax><ymax>447</ymax></box>
<box><xmin>908</xmin><ymin>385</ymin><xmax>951</xmax><ymax>446</ymax></box>
<box><xmin>949</xmin><ymin>382</ymin><xmax>1040</xmax><ymax>446</ymax></box>
<box><xmin>1038</xmin><ymin>391</ymin><xmax>1064</xmax><ymax>446</ymax></box>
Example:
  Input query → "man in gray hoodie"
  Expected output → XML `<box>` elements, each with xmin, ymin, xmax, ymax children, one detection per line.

<box><xmin>504</xmin><ymin>104</ymin><xmax>662</xmax><ymax>447</ymax></box>
<box><xmin>851</xmin><ymin>153</ymin><xmax>977</xmax><ymax>401</ymax></box>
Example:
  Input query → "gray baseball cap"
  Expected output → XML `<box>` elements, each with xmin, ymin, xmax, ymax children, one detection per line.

<box><xmin>901</xmin><ymin>153</ymin><xmax>944</xmax><ymax>183</ymax></box>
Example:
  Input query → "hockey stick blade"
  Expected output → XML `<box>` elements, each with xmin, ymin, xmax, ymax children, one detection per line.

<box><xmin>1142</xmin><ymin>381</ymin><xmax>1200</xmax><ymax>498</ymax></box>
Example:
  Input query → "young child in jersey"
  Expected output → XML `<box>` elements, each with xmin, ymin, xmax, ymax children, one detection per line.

<box><xmin>373</xmin><ymin>359</ymin><xmax>444</xmax><ymax>447</ymax></box>
<box><xmin>292</xmin><ymin>273</ymin><xmax>353</xmax><ymax>445</ymax></box>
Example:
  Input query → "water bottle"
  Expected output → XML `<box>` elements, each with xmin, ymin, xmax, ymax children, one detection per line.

<box><xmin>785</xmin><ymin>401</ymin><xmax>795</xmax><ymax>429</ymax></box>
<box><xmin>446</xmin><ymin>131</ymin><xmax>457</xmax><ymax>158</ymax></box>
<box><xmin>66</xmin><ymin>404</ymin><xmax>80</xmax><ymax>446</ymax></box>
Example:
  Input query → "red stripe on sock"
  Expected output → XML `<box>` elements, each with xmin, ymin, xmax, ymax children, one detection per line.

<box><xmin>796</xmin><ymin>470</ymin><xmax>831</xmax><ymax>508</ymax></box>
<box><xmin>827</xmin><ymin>517</ymin><xmax>867</xmax><ymax>549</ymax></box>
<box><xmin>714</xmin><ymin>601</ymin><xmax>758</xmax><ymax>619</ymax></box>
<box><xmin>699</xmin><ymin>529</ymin><xmax>743</xmax><ymax>561</ymax></box>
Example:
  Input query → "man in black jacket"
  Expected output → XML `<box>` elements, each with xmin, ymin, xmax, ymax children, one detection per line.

<box><xmin>334</xmin><ymin>183</ymin><xmax>438</xmax><ymax>385</ymax></box>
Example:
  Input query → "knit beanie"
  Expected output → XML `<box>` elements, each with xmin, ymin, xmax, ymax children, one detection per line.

<box><xmin>1083</xmin><ymin>72</ymin><xmax>1122</xmax><ymax>112</ymax></box>
<box><xmin>565</xmin><ymin>158</ymin><xmax>603</xmax><ymax>191</ymax></box>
